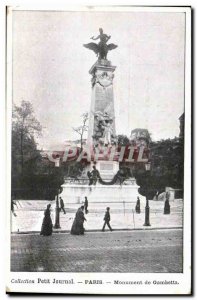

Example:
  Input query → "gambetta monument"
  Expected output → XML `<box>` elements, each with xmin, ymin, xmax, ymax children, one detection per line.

<box><xmin>59</xmin><ymin>28</ymin><xmax>146</xmax><ymax>203</ymax></box>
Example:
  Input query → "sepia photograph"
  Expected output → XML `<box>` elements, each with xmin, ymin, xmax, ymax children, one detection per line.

<box><xmin>6</xmin><ymin>5</ymin><xmax>191</xmax><ymax>295</ymax></box>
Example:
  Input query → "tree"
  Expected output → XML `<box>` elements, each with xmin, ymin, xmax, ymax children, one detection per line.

<box><xmin>134</xmin><ymin>137</ymin><xmax>184</xmax><ymax>199</ymax></box>
<box><xmin>130</xmin><ymin>128</ymin><xmax>151</xmax><ymax>147</ymax></box>
<box><xmin>12</xmin><ymin>100</ymin><xmax>42</xmax><ymax>174</ymax></box>
<box><xmin>73</xmin><ymin>112</ymin><xmax>88</xmax><ymax>152</ymax></box>
<box><xmin>117</xmin><ymin>134</ymin><xmax>130</xmax><ymax>146</ymax></box>
<box><xmin>12</xmin><ymin>101</ymin><xmax>42</xmax><ymax>198</ymax></box>
<box><xmin>12</xmin><ymin>101</ymin><xmax>66</xmax><ymax>200</ymax></box>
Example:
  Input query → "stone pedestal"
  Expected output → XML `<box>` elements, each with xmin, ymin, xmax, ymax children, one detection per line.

<box><xmin>59</xmin><ymin>178</ymin><xmax>145</xmax><ymax>204</ymax></box>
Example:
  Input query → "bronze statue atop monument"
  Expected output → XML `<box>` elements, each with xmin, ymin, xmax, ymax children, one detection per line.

<box><xmin>83</xmin><ymin>28</ymin><xmax>118</xmax><ymax>60</ymax></box>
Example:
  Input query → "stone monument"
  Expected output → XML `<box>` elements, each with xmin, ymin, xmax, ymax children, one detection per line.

<box><xmin>59</xmin><ymin>29</ymin><xmax>145</xmax><ymax>203</ymax></box>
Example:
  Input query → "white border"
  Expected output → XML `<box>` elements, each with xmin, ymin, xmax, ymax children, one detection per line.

<box><xmin>5</xmin><ymin>5</ymin><xmax>191</xmax><ymax>295</ymax></box>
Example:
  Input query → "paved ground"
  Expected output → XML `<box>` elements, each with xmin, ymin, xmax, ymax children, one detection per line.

<box><xmin>11</xmin><ymin>229</ymin><xmax>183</xmax><ymax>273</ymax></box>
<box><xmin>11</xmin><ymin>199</ymin><xmax>183</xmax><ymax>233</ymax></box>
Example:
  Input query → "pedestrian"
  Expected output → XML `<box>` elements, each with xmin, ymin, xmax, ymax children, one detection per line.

<box><xmin>40</xmin><ymin>204</ymin><xmax>53</xmax><ymax>236</ymax></box>
<box><xmin>135</xmin><ymin>197</ymin><xmax>141</xmax><ymax>213</ymax></box>
<box><xmin>71</xmin><ymin>206</ymin><xmax>87</xmax><ymax>235</ymax></box>
<box><xmin>87</xmin><ymin>171</ymin><xmax>93</xmax><ymax>185</ymax></box>
<box><xmin>11</xmin><ymin>199</ymin><xmax>18</xmax><ymax>217</ymax></box>
<box><xmin>102</xmin><ymin>207</ymin><xmax>113</xmax><ymax>232</ymax></box>
<box><xmin>155</xmin><ymin>191</ymin><xmax>159</xmax><ymax>201</ymax></box>
<box><xmin>164</xmin><ymin>192</ymin><xmax>170</xmax><ymax>214</ymax></box>
<box><xmin>91</xmin><ymin>165</ymin><xmax>100</xmax><ymax>185</ymax></box>
<box><xmin>84</xmin><ymin>196</ymin><xmax>88</xmax><ymax>214</ymax></box>
<box><xmin>59</xmin><ymin>197</ymin><xmax>66</xmax><ymax>214</ymax></box>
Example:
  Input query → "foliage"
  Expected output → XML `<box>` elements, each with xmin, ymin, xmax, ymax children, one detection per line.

<box><xmin>12</xmin><ymin>101</ymin><xmax>42</xmax><ymax>137</ymax></box>
<box><xmin>134</xmin><ymin>137</ymin><xmax>184</xmax><ymax>199</ymax></box>
<box><xmin>12</xmin><ymin>100</ymin><xmax>42</xmax><ymax>174</ymax></box>
<box><xmin>117</xmin><ymin>134</ymin><xmax>130</xmax><ymax>146</ymax></box>
<box><xmin>12</xmin><ymin>100</ymin><xmax>64</xmax><ymax>200</ymax></box>
<box><xmin>117</xmin><ymin>130</ymin><xmax>184</xmax><ymax>199</ymax></box>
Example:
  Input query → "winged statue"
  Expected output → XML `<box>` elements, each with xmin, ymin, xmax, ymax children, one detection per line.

<box><xmin>83</xmin><ymin>28</ymin><xmax>118</xmax><ymax>60</ymax></box>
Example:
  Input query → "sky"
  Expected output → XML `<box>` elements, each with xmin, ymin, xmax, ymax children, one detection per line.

<box><xmin>12</xmin><ymin>9</ymin><xmax>185</xmax><ymax>150</ymax></box>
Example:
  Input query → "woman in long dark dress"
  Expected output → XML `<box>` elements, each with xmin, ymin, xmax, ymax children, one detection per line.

<box><xmin>40</xmin><ymin>204</ymin><xmax>53</xmax><ymax>236</ymax></box>
<box><xmin>71</xmin><ymin>206</ymin><xmax>86</xmax><ymax>235</ymax></box>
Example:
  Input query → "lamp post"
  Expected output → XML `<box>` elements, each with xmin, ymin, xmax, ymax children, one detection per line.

<box><xmin>143</xmin><ymin>197</ymin><xmax>151</xmax><ymax>226</ymax></box>
<box><xmin>54</xmin><ymin>189</ymin><xmax>61</xmax><ymax>229</ymax></box>
<box><xmin>143</xmin><ymin>161</ymin><xmax>151</xmax><ymax>226</ymax></box>
<box><xmin>54</xmin><ymin>157</ymin><xmax>61</xmax><ymax>229</ymax></box>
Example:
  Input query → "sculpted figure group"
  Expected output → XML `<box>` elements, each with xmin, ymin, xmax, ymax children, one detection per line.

<box><xmin>93</xmin><ymin>111</ymin><xmax>116</xmax><ymax>146</ymax></box>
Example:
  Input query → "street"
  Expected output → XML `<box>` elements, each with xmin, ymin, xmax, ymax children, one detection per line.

<box><xmin>11</xmin><ymin>229</ymin><xmax>183</xmax><ymax>273</ymax></box>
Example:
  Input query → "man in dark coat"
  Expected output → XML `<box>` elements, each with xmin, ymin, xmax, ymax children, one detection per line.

<box><xmin>84</xmin><ymin>196</ymin><xmax>88</xmax><ymax>214</ymax></box>
<box><xmin>102</xmin><ymin>207</ymin><xmax>113</xmax><ymax>232</ymax></box>
<box><xmin>91</xmin><ymin>165</ymin><xmax>100</xmax><ymax>185</ymax></box>
<box><xmin>59</xmin><ymin>197</ymin><xmax>66</xmax><ymax>214</ymax></box>
<box><xmin>135</xmin><ymin>196</ymin><xmax>141</xmax><ymax>213</ymax></box>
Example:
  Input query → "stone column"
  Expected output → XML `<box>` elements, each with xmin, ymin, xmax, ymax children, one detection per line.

<box><xmin>87</xmin><ymin>59</ymin><xmax>116</xmax><ymax>146</ymax></box>
<box><xmin>87</xmin><ymin>59</ymin><xmax>118</xmax><ymax>180</ymax></box>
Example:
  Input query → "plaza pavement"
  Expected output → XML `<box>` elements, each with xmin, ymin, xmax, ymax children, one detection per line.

<box><xmin>10</xmin><ymin>200</ymin><xmax>183</xmax><ymax>273</ymax></box>
<box><xmin>11</xmin><ymin>199</ymin><xmax>183</xmax><ymax>233</ymax></box>
<box><xmin>11</xmin><ymin>229</ymin><xmax>183</xmax><ymax>272</ymax></box>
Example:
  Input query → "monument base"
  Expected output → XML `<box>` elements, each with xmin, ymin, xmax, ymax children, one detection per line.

<box><xmin>59</xmin><ymin>178</ymin><xmax>146</xmax><ymax>204</ymax></box>
<box><xmin>87</xmin><ymin>161</ymin><xmax>119</xmax><ymax>180</ymax></box>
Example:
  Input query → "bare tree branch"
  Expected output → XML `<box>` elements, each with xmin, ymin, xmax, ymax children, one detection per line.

<box><xmin>72</xmin><ymin>112</ymin><xmax>89</xmax><ymax>152</ymax></box>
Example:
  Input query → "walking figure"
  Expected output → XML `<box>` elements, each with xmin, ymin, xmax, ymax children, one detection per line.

<box><xmin>84</xmin><ymin>196</ymin><xmax>88</xmax><ymax>214</ymax></box>
<box><xmin>102</xmin><ymin>207</ymin><xmax>113</xmax><ymax>232</ymax></box>
<box><xmin>91</xmin><ymin>165</ymin><xmax>100</xmax><ymax>185</ymax></box>
<box><xmin>164</xmin><ymin>191</ymin><xmax>170</xmax><ymax>214</ymax></box>
<box><xmin>59</xmin><ymin>197</ymin><xmax>66</xmax><ymax>214</ymax></box>
<box><xmin>71</xmin><ymin>206</ymin><xmax>87</xmax><ymax>235</ymax></box>
<box><xmin>87</xmin><ymin>171</ymin><xmax>93</xmax><ymax>185</ymax></box>
<box><xmin>40</xmin><ymin>204</ymin><xmax>53</xmax><ymax>236</ymax></box>
<box><xmin>135</xmin><ymin>197</ymin><xmax>141</xmax><ymax>214</ymax></box>
<box><xmin>11</xmin><ymin>199</ymin><xmax>18</xmax><ymax>217</ymax></box>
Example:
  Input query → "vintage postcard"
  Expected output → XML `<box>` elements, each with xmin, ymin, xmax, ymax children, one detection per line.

<box><xmin>6</xmin><ymin>5</ymin><xmax>191</xmax><ymax>295</ymax></box>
